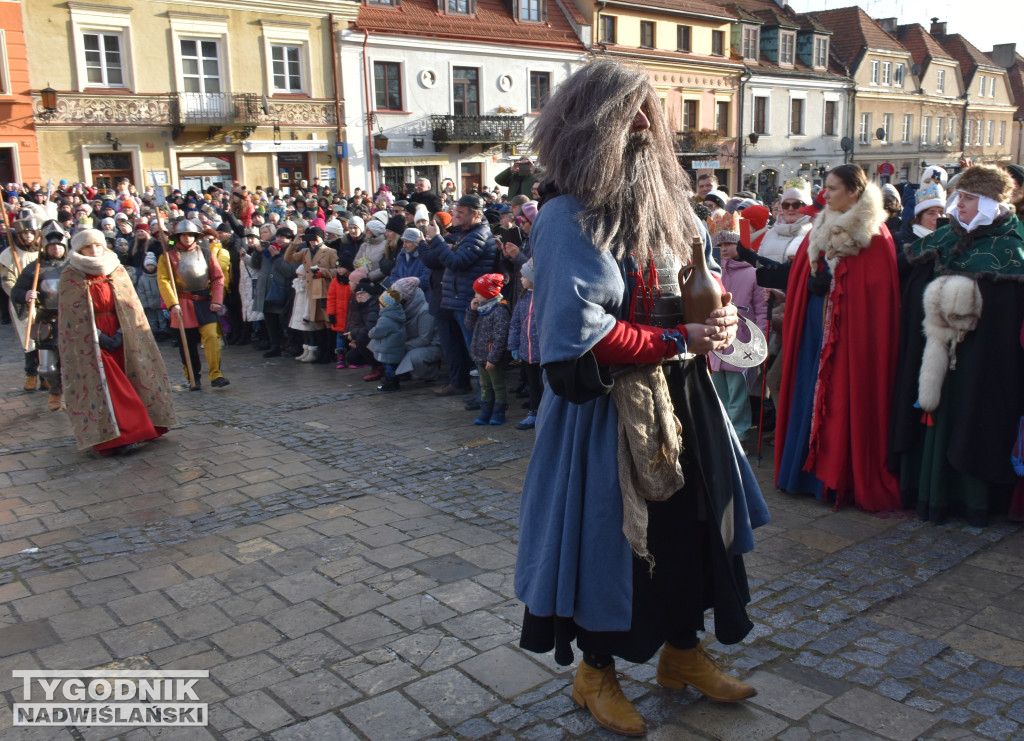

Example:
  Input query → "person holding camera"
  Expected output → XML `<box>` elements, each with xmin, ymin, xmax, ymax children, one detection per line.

<box><xmin>494</xmin><ymin>157</ymin><xmax>537</xmax><ymax>199</ymax></box>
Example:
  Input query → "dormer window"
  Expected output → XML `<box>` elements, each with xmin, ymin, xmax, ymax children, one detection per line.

<box><xmin>599</xmin><ymin>14</ymin><xmax>616</xmax><ymax>44</ymax></box>
<box><xmin>442</xmin><ymin>0</ymin><xmax>475</xmax><ymax>14</ymax></box>
<box><xmin>711</xmin><ymin>30</ymin><xmax>725</xmax><ymax>56</ymax></box>
<box><xmin>813</xmin><ymin>37</ymin><xmax>828</xmax><ymax>68</ymax></box>
<box><xmin>367</xmin><ymin>0</ymin><xmax>399</xmax><ymax>6</ymax></box>
<box><xmin>518</xmin><ymin>0</ymin><xmax>543</xmax><ymax>22</ymax></box>
<box><xmin>779</xmin><ymin>32</ymin><xmax>795</xmax><ymax>66</ymax></box>
<box><xmin>741</xmin><ymin>26</ymin><xmax>758</xmax><ymax>61</ymax></box>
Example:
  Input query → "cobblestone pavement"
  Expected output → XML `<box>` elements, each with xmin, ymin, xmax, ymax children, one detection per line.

<box><xmin>1</xmin><ymin>323</ymin><xmax>1023</xmax><ymax>741</ymax></box>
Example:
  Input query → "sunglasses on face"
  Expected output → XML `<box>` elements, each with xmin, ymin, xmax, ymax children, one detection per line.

<box><xmin>780</xmin><ymin>201</ymin><xmax>803</xmax><ymax>210</ymax></box>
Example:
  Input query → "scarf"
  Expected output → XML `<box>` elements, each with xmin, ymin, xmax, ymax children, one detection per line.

<box><xmin>476</xmin><ymin>295</ymin><xmax>502</xmax><ymax>314</ymax></box>
<box><xmin>67</xmin><ymin>250</ymin><xmax>120</xmax><ymax>276</ymax></box>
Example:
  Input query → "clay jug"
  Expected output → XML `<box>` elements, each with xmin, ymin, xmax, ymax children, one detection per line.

<box><xmin>679</xmin><ymin>236</ymin><xmax>722</xmax><ymax>324</ymax></box>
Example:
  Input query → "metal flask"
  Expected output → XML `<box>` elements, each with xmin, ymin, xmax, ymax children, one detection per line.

<box><xmin>176</xmin><ymin>248</ymin><xmax>210</xmax><ymax>292</ymax></box>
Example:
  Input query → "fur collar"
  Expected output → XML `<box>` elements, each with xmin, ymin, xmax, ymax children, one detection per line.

<box><xmin>67</xmin><ymin>249</ymin><xmax>121</xmax><ymax>276</ymax></box>
<box><xmin>807</xmin><ymin>183</ymin><xmax>884</xmax><ymax>274</ymax></box>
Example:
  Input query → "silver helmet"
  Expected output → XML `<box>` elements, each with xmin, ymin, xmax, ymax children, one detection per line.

<box><xmin>175</xmin><ymin>219</ymin><xmax>201</xmax><ymax>235</ymax></box>
<box><xmin>14</xmin><ymin>208</ymin><xmax>41</xmax><ymax>234</ymax></box>
<box><xmin>40</xmin><ymin>220</ymin><xmax>69</xmax><ymax>248</ymax></box>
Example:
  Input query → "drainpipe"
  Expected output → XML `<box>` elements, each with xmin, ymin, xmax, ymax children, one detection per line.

<box><xmin>736</xmin><ymin>66</ymin><xmax>751</xmax><ymax>192</ymax></box>
<box><xmin>330</xmin><ymin>14</ymin><xmax>345</xmax><ymax>194</ymax></box>
<box><xmin>846</xmin><ymin>65</ymin><xmax>855</xmax><ymax>165</ymax></box>
<box><xmin>959</xmin><ymin>92</ymin><xmax>969</xmax><ymax>162</ymax></box>
<box><xmin>361</xmin><ymin>29</ymin><xmax>377</xmax><ymax>194</ymax></box>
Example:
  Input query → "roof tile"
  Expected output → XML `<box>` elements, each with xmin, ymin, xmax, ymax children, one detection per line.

<box><xmin>895</xmin><ymin>23</ymin><xmax>954</xmax><ymax>69</ymax></box>
<box><xmin>808</xmin><ymin>5</ymin><xmax>907</xmax><ymax>65</ymax></box>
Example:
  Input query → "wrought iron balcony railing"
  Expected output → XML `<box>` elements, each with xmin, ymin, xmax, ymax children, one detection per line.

<box><xmin>169</xmin><ymin>92</ymin><xmax>261</xmax><ymax>127</ymax></box>
<box><xmin>430</xmin><ymin>114</ymin><xmax>525</xmax><ymax>147</ymax></box>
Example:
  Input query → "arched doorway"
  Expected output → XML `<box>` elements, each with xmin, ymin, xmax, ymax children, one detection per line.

<box><xmin>757</xmin><ymin>168</ymin><xmax>779</xmax><ymax>204</ymax></box>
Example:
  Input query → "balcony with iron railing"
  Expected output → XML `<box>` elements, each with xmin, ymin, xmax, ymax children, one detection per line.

<box><xmin>675</xmin><ymin>128</ymin><xmax>726</xmax><ymax>155</ymax></box>
<box><xmin>430</xmin><ymin>114</ymin><xmax>525</xmax><ymax>151</ymax></box>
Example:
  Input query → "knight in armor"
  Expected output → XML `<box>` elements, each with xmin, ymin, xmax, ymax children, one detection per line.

<box><xmin>513</xmin><ymin>60</ymin><xmax>769</xmax><ymax>737</ymax></box>
<box><xmin>0</xmin><ymin>206</ymin><xmax>45</xmax><ymax>390</ymax></box>
<box><xmin>11</xmin><ymin>221</ymin><xmax>70</xmax><ymax>410</ymax></box>
<box><xmin>156</xmin><ymin>220</ymin><xmax>229</xmax><ymax>390</ymax></box>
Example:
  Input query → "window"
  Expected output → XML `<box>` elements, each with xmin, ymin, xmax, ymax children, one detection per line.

<box><xmin>519</xmin><ymin>0</ymin><xmax>541</xmax><ymax>21</ymax></box>
<box><xmin>270</xmin><ymin>45</ymin><xmax>302</xmax><ymax>93</ymax></box>
<box><xmin>978</xmin><ymin>75</ymin><xmax>985</xmax><ymax>97</ymax></box>
<box><xmin>640</xmin><ymin>21</ymin><xmax>655</xmax><ymax>49</ymax></box>
<box><xmin>824</xmin><ymin>100</ymin><xmax>837</xmax><ymax>136</ymax></box>
<box><xmin>987</xmin><ymin>120</ymin><xmax>994</xmax><ymax>145</ymax></box>
<box><xmin>779</xmin><ymin>33</ymin><xmax>794</xmax><ymax>65</ymax></box>
<box><xmin>789</xmin><ymin>98</ymin><xmax>804</xmax><ymax>135</ymax></box>
<box><xmin>859</xmin><ymin>112</ymin><xmax>871</xmax><ymax>144</ymax></box>
<box><xmin>83</xmin><ymin>32</ymin><xmax>125</xmax><ymax>87</ymax></box>
<box><xmin>446</xmin><ymin>0</ymin><xmax>470</xmax><ymax>13</ymax></box>
<box><xmin>529</xmin><ymin>71</ymin><xmax>550</xmax><ymax>113</ymax></box>
<box><xmin>453</xmin><ymin>66</ymin><xmax>478</xmax><ymax>116</ymax></box>
<box><xmin>935</xmin><ymin>117</ymin><xmax>943</xmax><ymax>143</ymax></box>
<box><xmin>753</xmin><ymin>96</ymin><xmax>768</xmax><ymax>135</ymax></box>
<box><xmin>716</xmin><ymin>101</ymin><xmax>729</xmax><ymax>137</ymax></box>
<box><xmin>180</xmin><ymin>39</ymin><xmax>221</xmax><ymax>95</ymax></box>
<box><xmin>948</xmin><ymin>119</ymin><xmax>956</xmax><ymax>144</ymax></box>
<box><xmin>373</xmin><ymin>61</ymin><xmax>402</xmax><ymax>110</ymax></box>
<box><xmin>990</xmin><ymin>77</ymin><xmax>996</xmax><ymax>97</ymax></box>
<box><xmin>975</xmin><ymin>119</ymin><xmax>982</xmax><ymax>145</ymax></box>
<box><xmin>711</xmin><ymin>30</ymin><xmax>725</xmax><ymax>57</ymax></box>
<box><xmin>814</xmin><ymin>37</ymin><xmax>828</xmax><ymax>68</ymax></box>
<box><xmin>599</xmin><ymin>15</ymin><xmax>616</xmax><ymax>44</ymax></box>
<box><xmin>1000</xmin><ymin>121</ymin><xmax>1006</xmax><ymax>145</ymax></box>
<box><xmin>965</xmin><ymin>119</ymin><xmax>973</xmax><ymax>144</ymax></box>
<box><xmin>682</xmin><ymin>100</ymin><xmax>698</xmax><ymax>132</ymax></box>
<box><xmin>921</xmin><ymin>116</ymin><xmax>930</xmax><ymax>145</ymax></box>
<box><xmin>742</xmin><ymin>27</ymin><xmax>758</xmax><ymax>61</ymax></box>
<box><xmin>871</xmin><ymin>60</ymin><xmax>879</xmax><ymax>85</ymax></box>
<box><xmin>902</xmin><ymin>114</ymin><xmax>912</xmax><ymax>143</ymax></box>
<box><xmin>882</xmin><ymin>61</ymin><xmax>892</xmax><ymax>86</ymax></box>
<box><xmin>677</xmin><ymin>25</ymin><xmax>691</xmax><ymax>52</ymax></box>
<box><xmin>0</xmin><ymin>30</ymin><xmax>9</xmax><ymax>95</ymax></box>
<box><xmin>882</xmin><ymin>113</ymin><xmax>892</xmax><ymax>142</ymax></box>
<box><xmin>894</xmin><ymin>63</ymin><xmax>905</xmax><ymax>87</ymax></box>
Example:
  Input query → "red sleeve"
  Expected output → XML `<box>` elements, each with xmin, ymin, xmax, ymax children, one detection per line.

<box><xmin>208</xmin><ymin>254</ymin><xmax>225</xmax><ymax>304</ymax></box>
<box><xmin>591</xmin><ymin>320</ymin><xmax>688</xmax><ymax>364</ymax></box>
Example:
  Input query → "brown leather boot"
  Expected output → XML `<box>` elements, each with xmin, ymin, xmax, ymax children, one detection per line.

<box><xmin>47</xmin><ymin>393</ymin><xmax>63</xmax><ymax>411</ymax></box>
<box><xmin>23</xmin><ymin>375</ymin><xmax>37</xmax><ymax>392</ymax></box>
<box><xmin>657</xmin><ymin>643</ymin><xmax>756</xmax><ymax>702</ymax></box>
<box><xmin>39</xmin><ymin>377</ymin><xmax>49</xmax><ymax>391</ymax></box>
<box><xmin>571</xmin><ymin>660</ymin><xmax>645</xmax><ymax>737</ymax></box>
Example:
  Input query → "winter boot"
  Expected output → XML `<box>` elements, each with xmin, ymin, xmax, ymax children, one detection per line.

<box><xmin>23</xmin><ymin>375</ymin><xmax>37</xmax><ymax>392</ymax></box>
<box><xmin>47</xmin><ymin>393</ymin><xmax>64</xmax><ymax>411</ymax></box>
<box><xmin>295</xmin><ymin>345</ymin><xmax>311</xmax><ymax>362</ymax></box>
<box><xmin>489</xmin><ymin>402</ymin><xmax>508</xmax><ymax>425</ymax></box>
<box><xmin>474</xmin><ymin>400</ymin><xmax>494</xmax><ymax>425</ymax></box>
<box><xmin>571</xmin><ymin>660</ymin><xmax>645</xmax><ymax>737</ymax></box>
<box><xmin>656</xmin><ymin>643</ymin><xmax>756</xmax><ymax>702</ymax></box>
<box><xmin>516</xmin><ymin>411</ymin><xmax>537</xmax><ymax>430</ymax></box>
<box><xmin>377</xmin><ymin>376</ymin><xmax>400</xmax><ymax>393</ymax></box>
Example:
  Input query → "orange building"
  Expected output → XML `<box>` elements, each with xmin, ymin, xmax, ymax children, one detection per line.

<box><xmin>0</xmin><ymin>0</ymin><xmax>40</xmax><ymax>184</ymax></box>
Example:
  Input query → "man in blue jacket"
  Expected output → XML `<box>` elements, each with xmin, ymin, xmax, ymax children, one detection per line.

<box><xmin>421</xmin><ymin>194</ymin><xmax>499</xmax><ymax>396</ymax></box>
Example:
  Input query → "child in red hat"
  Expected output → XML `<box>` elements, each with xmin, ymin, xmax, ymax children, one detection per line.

<box><xmin>466</xmin><ymin>273</ymin><xmax>511</xmax><ymax>425</ymax></box>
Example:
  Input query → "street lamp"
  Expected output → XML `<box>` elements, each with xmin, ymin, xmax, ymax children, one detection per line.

<box><xmin>38</xmin><ymin>85</ymin><xmax>58</xmax><ymax>121</ymax></box>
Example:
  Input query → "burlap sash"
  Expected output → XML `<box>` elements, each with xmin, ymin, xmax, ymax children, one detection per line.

<box><xmin>611</xmin><ymin>362</ymin><xmax>685</xmax><ymax>567</ymax></box>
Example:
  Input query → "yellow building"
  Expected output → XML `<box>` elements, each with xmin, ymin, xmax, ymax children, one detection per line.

<box><xmin>573</xmin><ymin>0</ymin><xmax>743</xmax><ymax>190</ymax></box>
<box><xmin>23</xmin><ymin>0</ymin><xmax>359</xmax><ymax>192</ymax></box>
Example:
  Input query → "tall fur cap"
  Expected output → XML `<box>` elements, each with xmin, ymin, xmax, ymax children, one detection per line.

<box><xmin>956</xmin><ymin>165</ymin><xmax>1013</xmax><ymax>204</ymax></box>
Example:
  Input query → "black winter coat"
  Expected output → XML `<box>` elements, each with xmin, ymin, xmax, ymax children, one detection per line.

<box><xmin>421</xmin><ymin>221</ymin><xmax>498</xmax><ymax>313</ymax></box>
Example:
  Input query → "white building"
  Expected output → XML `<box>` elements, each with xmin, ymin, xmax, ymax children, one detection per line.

<box><xmin>339</xmin><ymin>0</ymin><xmax>588</xmax><ymax>197</ymax></box>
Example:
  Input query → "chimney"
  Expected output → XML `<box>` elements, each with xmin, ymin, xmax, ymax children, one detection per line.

<box><xmin>930</xmin><ymin>17</ymin><xmax>946</xmax><ymax>36</ymax></box>
<box><xmin>989</xmin><ymin>43</ymin><xmax>1017</xmax><ymax>69</ymax></box>
<box><xmin>877</xmin><ymin>17</ymin><xmax>897</xmax><ymax>34</ymax></box>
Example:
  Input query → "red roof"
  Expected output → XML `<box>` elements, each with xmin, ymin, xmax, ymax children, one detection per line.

<box><xmin>932</xmin><ymin>32</ymin><xmax>1000</xmax><ymax>81</ymax></box>
<box><xmin>809</xmin><ymin>6</ymin><xmax>907</xmax><ymax>67</ymax></box>
<box><xmin>896</xmin><ymin>23</ymin><xmax>954</xmax><ymax>70</ymax></box>
<box><xmin>602</xmin><ymin>44</ymin><xmax>743</xmax><ymax>71</ymax></box>
<box><xmin>603</xmin><ymin>0</ymin><xmax>735</xmax><ymax>22</ymax></box>
<box><xmin>357</xmin><ymin>0</ymin><xmax>585</xmax><ymax>49</ymax></box>
<box><xmin>999</xmin><ymin>51</ymin><xmax>1024</xmax><ymax>118</ymax></box>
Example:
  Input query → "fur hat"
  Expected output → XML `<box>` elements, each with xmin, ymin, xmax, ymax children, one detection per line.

<box><xmin>391</xmin><ymin>276</ymin><xmax>420</xmax><ymax>301</ymax></box>
<box><xmin>914</xmin><ymin>182</ymin><xmax>946</xmax><ymax>217</ymax></box>
<box><xmin>955</xmin><ymin>165</ymin><xmax>1013</xmax><ymax>204</ymax></box>
<box><xmin>401</xmin><ymin>228</ymin><xmax>423</xmax><ymax>243</ymax></box>
<box><xmin>473</xmin><ymin>273</ymin><xmax>504</xmax><ymax>299</ymax></box>
<box><xmin>365</xmin><ymin>220</ymin><xmax>386</xmax><ymax>237</ymax></box>
<box><xmin>709</xmin><ymin>211</ymin><xmax>741</xmax><ymax>246</ymax></box>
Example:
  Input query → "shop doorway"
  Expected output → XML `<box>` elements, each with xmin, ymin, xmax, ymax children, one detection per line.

<box><xmin>177</xmin><ymin>153</ymin><xmax>235</xmax><ymax>193</ymax></box>
<box><xmin>0</xmin><ymin>148</ymin><xmax>16</xmax><ymax>184</ymax></box>
<box><xmin>90</xmin><ymin>153</ymin><xmax>134</xmax><ymax>189</ymax></box>
<box><xmin>460</xmin><ymin>162</ymin><xmax>481</xmax><ymax>195</ymax></box>
<box><xmin>278</xmin><ymin>153</ymin><xmax>308</xmax><ymax>191</ymax></box>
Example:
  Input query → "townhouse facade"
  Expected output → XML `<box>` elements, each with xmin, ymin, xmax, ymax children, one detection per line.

<box><xmin>716</xmin><ymin>0</ymin><xmax>852</xmax><ymax>201</ymax></box>
<box><xmin>988</xmin><ymin>43</ymin><xmax>1024</xmax><ymax>166</ymax></box>
<box><xmin>579</xmin><ymin>0</ymin><xmax>744</xmax><ymax>190</ymax></box>
<box><xmin>340</xmin><ymin>0</ymin><xmax>587</xmax><ymax>196</ymax></box>
<box><xmin>0</xmin><ymin>0</ymin><xmax>41</xmax><ymax>185</ymax></box>
<box><xmin>931</xmin><ymin>26</ymin><xmax>1016</xmax><ymax>168</ymax></box>
<box><xmin>23</xmin><ymin>0</ymin><xmax>359</xmax><ymax>193</ymax></box>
